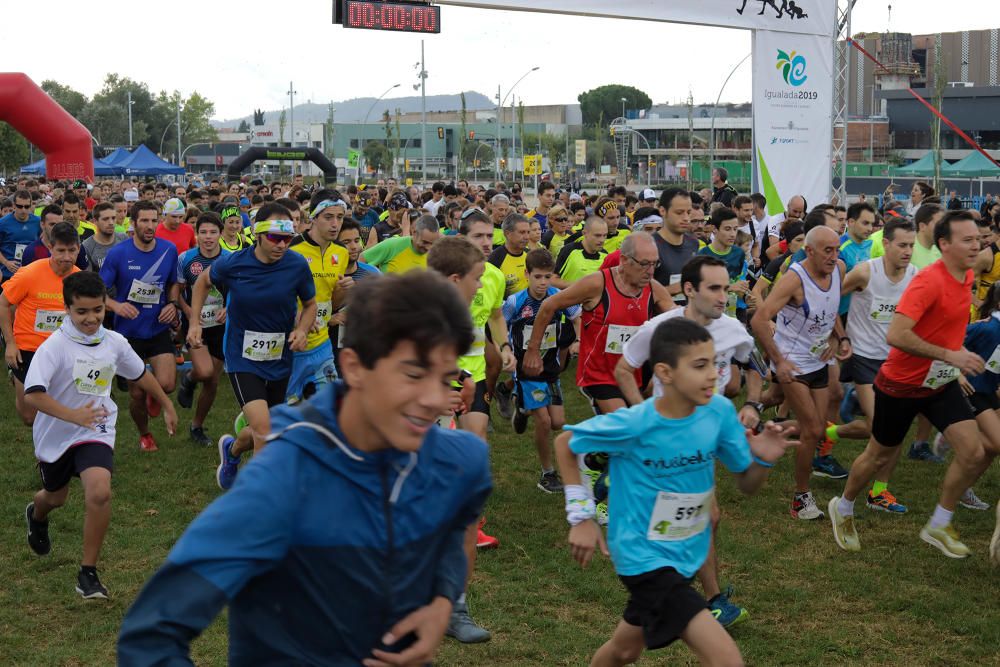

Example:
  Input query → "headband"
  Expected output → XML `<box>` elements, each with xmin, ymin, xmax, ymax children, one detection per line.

<box><xmin>597</xmin><ymin>200</ymin><xmax>620</xmax><ymax>218</ymax></box>
<box><xmin>253</xmin><ymin>219</ymin><xmax>295</xmax><ymax>235</ymax></box>
<box><xmin>632</xmin><ymin>214</ymin><xmax>663</xmax><ymax>230</ymax></box>
<box><xmin>219</xmin><ymin>206</ymin><xmax>241</xmax><ymax>221</ymax></box>
<box><xmin>310</xmin><ymin>199</ymin><xmax>349</xmax><ymax>219</ymax></box>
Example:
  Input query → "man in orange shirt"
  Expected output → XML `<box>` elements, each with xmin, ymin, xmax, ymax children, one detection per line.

<box><xmin>0</xmin><ymin>222</ymin><xmax>81</xmax><ymax>425</ymax></box>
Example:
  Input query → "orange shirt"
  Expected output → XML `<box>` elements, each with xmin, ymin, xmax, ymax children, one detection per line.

<box><xmin>1</xmin><ymin>259</ymin><xmax>80</xmax><ymax>351</ymax></box>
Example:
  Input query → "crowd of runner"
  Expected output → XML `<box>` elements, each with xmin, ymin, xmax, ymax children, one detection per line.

<box><xmin>2</xmin><ymin>169</ymin><xmax>999</xmax><ymax>665</ymax></box>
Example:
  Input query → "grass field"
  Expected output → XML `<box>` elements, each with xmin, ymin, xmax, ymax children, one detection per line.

<box><xmin>1</xmin><ymin>367</ymin><xmax>999</xmax><ymax>666</ymax></box>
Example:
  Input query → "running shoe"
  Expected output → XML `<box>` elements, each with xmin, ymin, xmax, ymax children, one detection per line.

<box><xmin>139</xmin><ymin>433</ymin><xmax>159</xmax><ymax>452</ymax></box>
<box><xmin>476</xmin><ymin>518</ymin><xmax>499</xmax><ymax>549</ymax></box>
<box><xmin>596</xmin><ymin>502</ymin><xmax>609</xmax><ymax>526</ymax></box>
<box><xmin>76</xmin><ymin>568</ymin><xmax>109</xmax><ymax>600</ymax></box>
<box><xmin>866</xmin><ymin>490</ymin><xmax>907</xmax><ymax>514</ymax></box>
<box><xmin>146</xmin><ymin>392</ymin><xmax>161</xmax><ymax>418</ymax></box>
<box><xmin>511</xmin><ymin>401</ymin><xmax>529</xmax><ymax>435</ymax></box>
<box><xmin>494</xmin><ymin>381</ymin><xmax>514</xmax><ymax>420</ymax></box>
<box><xmin>791</xmin><ymin>492</ymin><xmax>824</xmax><ymax>520</ymax></box>
<box><xmin>989</xmin><ymin>501</ymin><xmax>1000</xmax><ymax>566</ymax></box>
<box><xmin>177</xmin><ymin>371</ymin><xmax>195</xmax><ymax>409</ymax></box>
<box><xmin>931</xmin><ymin>433</ymin><xmax>951</xmax><ymax>458</ymax></box>
<box><xmin>709</xmin><ymin>586</ymin><xmax>749</xmax><ymax>628</ymax></box>
<box><xmin>959</xmin><ymin>488</ymin><xmax>990</xmax><ymax>511</ymax></box>
<box><xmin>907</xmin><ymin>440</ymin><xmax>945</xmax><ymax>463</ymax></box>
<box><xmin>537</xmin><ymin>471</ymin><xmax>563</xmax><ymax>494</ymax></box>
<box><xmin>828</xmin><ymin>496</ymin><xmax>861</xmax><ymax>551</ymax></box>
<box><xmin>216</xmin><ymin>434</ymin><xmax>241</xmax><ymax>490</ymax></box>
<box><xmin>233</xmin><ymin>411</ymin><xmax>249</xmax><ymax>435</ymax></box>
<box><xmin>593</xmin><ymin>471</ymin><xmax>609</xmax><ymax>504</ymax></box>
<box><xmin>816</xmin><ymin>425</ymin><xmax>836</xmax><ymax>457</ymax></box>
<box><xmin>920</xmin><ymin>521</ymin><xmax>970</xmax><ymax>559</ymax></box>
<box><xmin>838</xmin><ymin>385</ymin><xmax>861</xmax><ymax>424</ymax></box>
<box><xmin>25</xmin><ymin>503</ymin><xmax>50</xmax><ymax>555</ymax></box>
<box><xmin>189</xmin><ymin>425</ymin><xmax>212</xmax><ymax>447</ymax></box>
<box><xmin>445</xmin><ymin>601</ymin><xmax>491</xmax><ymax>643</ymax></box>
<box><xmin>812</xmin><ymin>454</ymin><xmax>849</xmax><ymax>479</ymax></box>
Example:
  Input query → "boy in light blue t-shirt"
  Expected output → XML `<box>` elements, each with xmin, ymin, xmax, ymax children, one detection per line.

<box><xmin>554</xmin><ymin>317</ymin><xmax>796</xmax><ymax>666</ymax></box>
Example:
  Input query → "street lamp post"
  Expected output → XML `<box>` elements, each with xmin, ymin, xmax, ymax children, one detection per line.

<box><xmin>497</xmin><ymin>66</ymin><xmax>539</xmax><ymax>183</ymax></box>
<box><xmin>709</xmin><ymin>52</ymin><xmax>751</xmax><ymax>178</ymax></box>
<box><xmin>357</xmin><ymin>83</ymin><xmax>400</xmax><ymax>185</ymax></box>
<box><xmin>127</xmin><ymin>91</ymin><xmax>135</xmax><ymax>147</ymax></box>
<box><xmin>621</xmin><ymin>97</ymin><xmax>627</xmax><ymax>121</ymax></box>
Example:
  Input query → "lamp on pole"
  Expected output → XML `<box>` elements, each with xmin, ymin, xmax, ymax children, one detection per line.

<box><xmin>497</xmin><ymin>66</ymin><xmax>539</xmax><ymax>182</ymax></box>
<box><xmin>621</xmin><ymin>97</ymin><xmax>627</xmax><ymax>121</ymax></box>
<box><xmin>357</xmin><ymin>83</ymin><xmax>400</xmax><ymax>185</ymax></box>
<box><xmin>414</xmin><ymin>40</ymin><xmax>428</xmax><ymax>187</ymax></box>
<box><xmin>127</xmin><ymin>91</ymin><xmax>135</xmax><ymax>147</ymax></box>
<box><xmin>709</xmin><ymin>52</ymin><xmax>751</xmax><ymax>178</ymax></box>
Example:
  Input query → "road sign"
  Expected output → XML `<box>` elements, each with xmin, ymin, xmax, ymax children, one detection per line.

<box><xmin>524</xmin><ymin>154</ymin><xmax>542</xmax><ymax>176</ymax></box>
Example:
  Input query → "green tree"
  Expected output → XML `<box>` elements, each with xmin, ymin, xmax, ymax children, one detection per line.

<box><xmin>79</xmin><ymin>74</ymin><xmax>155</xmax><ymax>146</ymax></box>
<box><xmin>363</xmin><ymin>140</ymin><xmax>392</xmax><ymax>174</ymax></box>
<box><xmin>180</xmin><ymin>92</ymin><xmax>217</xmax><ymax>146</ymax></box>
<box><xmin>40</xmin><ymin>80</ymin><xmax>88</xmax><ymax>118</ymax></box>
<box><xmin>577</xmin><ymin>85</ymin><xmax>652</xmax><ymax>128</ymax></box>
<box><xmin>278</xmin><ymin>110</ymin><xmax>287</xmax><ymax>145</ymax></box>
<box><xmin>0</xmin><ymin>122</ymin><xmax>30</xmax><ymax>173</ymax></box>
<box><xmin>237</xmin><ymin>119</ymin><xmax>251</xmax><ymax>133</ymax></box>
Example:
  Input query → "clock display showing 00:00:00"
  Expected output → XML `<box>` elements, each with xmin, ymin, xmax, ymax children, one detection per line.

<box><xmin>343</xmin><ymin>1</ymin><xmax>440</xmax><ymax>33</ymax></box>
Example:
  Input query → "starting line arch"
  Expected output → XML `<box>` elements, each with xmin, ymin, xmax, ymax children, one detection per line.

<box><xmin>227</xmin><ymin>147</ymin><xmax>338</xmax><ymax>184</ymax></box>
<box><xmin>437</xmin><ymin>0</ymin><xmax>847</xmax><ymax>210</ymax></box>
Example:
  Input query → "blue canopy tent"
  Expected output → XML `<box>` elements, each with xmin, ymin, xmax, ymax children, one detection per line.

<box><xmin>116</xmin><ymin>144</ymin><xmax>184</xmax><ymax>176</ymax></box>
<box><xmin>20</xmin><ymin>156</ymin><xmax>122</xmax><ymax>176</ymax></box>
<box><xmin>102</xmin><ymin>147</ymin><xmax>132</xmax><ymax>166</ymax></box>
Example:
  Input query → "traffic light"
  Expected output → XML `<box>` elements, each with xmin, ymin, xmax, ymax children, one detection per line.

<box><xmin>468</xmin><ymin>130</ymin><xmax>475</xmax><ymax>140</ymax></box>
<box><xmin>437</xmin><ymin>126</ymin><xmax>444</xmax><ymax>139</ymax></box>
<box><xmin>500</xmin><ymin>158</ymin><xmax>506</xmax><ymax>169</ymax></box>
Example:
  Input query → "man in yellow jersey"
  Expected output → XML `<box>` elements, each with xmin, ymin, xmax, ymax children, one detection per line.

<box><xmin>360</xmin><ymin>215</ymin><xmax>441</xmax><ymax>274</ymax></box>
<box><xmin>488</xmin><ymin>193</ymin><xmax>511</xmax><ymax>247</ymax></box>
<box><xmin>219</xmin><ymin>205</ymin><xmax>251</xmax><ymax>252</ymax></box>
<box><xmin>553</xmin><ymin>216</ymin><xmax>609</xmax><ymax>288</ymax></box>
<box><xmin>594</xmin><ymin>197</ymin><xmax>631</xmax><ymax>253</ymax></box>
<box><xmin>62</xmin><ymin>193</ymin><xmax>97</xmax><ymax>240</ymax></box>
<box><xmin>487</xmin><ymin>213</ymin><xmax>530</xmax><ymax>298</ymax></box>
<box><xmin>973</xmin><ymin>215</ymin><xmax>1000</xmax><ymax>311</ymax></box>
<box><xmin>286</xmin><ymin>192</ymin><xmax>350</xmax><ymax>404</ymax></box>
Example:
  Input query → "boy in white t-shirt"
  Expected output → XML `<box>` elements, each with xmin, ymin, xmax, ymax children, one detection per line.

<box><xmin>23</xmin><ymin>272</ymin><xmax>177</xmax><ymax>599</ymax></box>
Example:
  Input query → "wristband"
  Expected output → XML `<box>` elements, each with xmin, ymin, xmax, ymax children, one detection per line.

<box><xmin>744</xmin><ymin>401</ymin><xmax>764</xmax><ymax>414</ymax></box>
<box><xmin>564</xmin><ymin>484</ymin><xmax>597</xmax><ymax>525</ymax></box>
<box><xmin>752</xmin><ymin>455</ymin><xmax>774</xmax><ymax>468</ymax></box>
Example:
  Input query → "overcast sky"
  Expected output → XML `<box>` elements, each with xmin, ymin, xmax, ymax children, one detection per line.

<box><xmin>3</xmin><ymin>1</ymin><xmax>994</xmax><ymax>120</ymax></box>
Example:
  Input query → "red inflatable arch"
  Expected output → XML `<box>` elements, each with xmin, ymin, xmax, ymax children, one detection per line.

<box><xmin>0</xmin><ymin>73</ymin><xmax>94</xmax><ymax>182</ymax></box>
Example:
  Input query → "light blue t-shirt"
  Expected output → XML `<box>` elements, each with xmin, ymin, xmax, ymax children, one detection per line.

<box><xmin>567</xmin><ymin>395</ymin><xmax>751</xmax><ymax>578</ymax></box>
<box><xmin>838</xmin><ymin>235</ymin><xmax>873</xmax><ymax>314</ymax></box>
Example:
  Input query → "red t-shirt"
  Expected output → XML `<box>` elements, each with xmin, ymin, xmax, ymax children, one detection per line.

<box><xmin>877</xmin><ymin>260</ymin><xmax>972</xmax><ymax>392</ymax></box>
<box><xmin>155</xmin><ymin>222</ymin><xmax>196</xmax><ymax>253</ymax></box>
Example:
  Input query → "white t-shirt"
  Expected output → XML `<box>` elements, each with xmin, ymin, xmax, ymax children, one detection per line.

<box><xmin>622</xmin><ymin>308</ymin><xmax>754</xmax><ymax>396</ymax></box>
<box><xmin>24</xmin><ymin>327</ymin><xmax>146</xmax><ymax>462</ymax></box>
<box><xmin>423</xmin><ymin>198</ymin><xmax>444</xmax><ymax>216</ymax></box>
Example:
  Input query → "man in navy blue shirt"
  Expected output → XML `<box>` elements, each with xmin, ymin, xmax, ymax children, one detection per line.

<box><xmin>187</xmin><ymin>202</ymin><xmax>316</xmax><ymax>489</ymax></box>
<box><xmin>100</xmin><ymin>200</ymin><xmax>179</xmax><ymax>453</ymax></box>
<box><xmin>21</xmin><ymin>205</ymin><xmax>90</xmax><ymax>271</ymax></box>
<box><xmin>0</xmin><ymin>189</ymin><xmax>41</xmax><ymax>281</ymax></box>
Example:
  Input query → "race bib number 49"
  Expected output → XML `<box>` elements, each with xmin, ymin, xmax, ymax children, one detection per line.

<box><xmin>72</xmin><ymin>358</ymin><xmax>115</xmax><ymax>397</ymax></box>
<box><xmin>647</xmin><ymin>490</ymin><xmax>713</xmax><ymax>542</ymax></box>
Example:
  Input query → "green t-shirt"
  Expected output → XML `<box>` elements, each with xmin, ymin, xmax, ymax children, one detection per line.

<box><xmin>868</xmin><ymin>229</ymin><xmax>885</xmax><ymax>258</ymax></box>
<box><xmin>459</xmin><ymin>262</ymin><xmax>505</xmax><ymax>382</ymax></box>
<box><xmin>362</xmin><ymin>236</ymin><xmax>426</xmax><ymax>274</ymax></box>
<box><xmin>910</xmin><ymin>237</ymin><xmax>941</xmax><ymax>269</ymax></box>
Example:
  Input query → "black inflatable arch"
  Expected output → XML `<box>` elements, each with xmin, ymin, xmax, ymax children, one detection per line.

<box><xmin>227</xmin><ymin>147</ymin><xmax>337</xmax><ymax>184</ymax></box>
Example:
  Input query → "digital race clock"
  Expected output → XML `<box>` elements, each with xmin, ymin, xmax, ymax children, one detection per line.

<box><xmin>341</xmin><ymin>1</ymin><xmax>440</xmax><ymax>34</ymax></box>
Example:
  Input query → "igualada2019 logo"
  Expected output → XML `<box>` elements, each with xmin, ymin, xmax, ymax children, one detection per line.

<box><xmin>764</xmin><ymin>48</ymin><xmax>818</xmax><ymax>100</ymax></box>
<box><xmin>776</xmin><ymin>49</ymin><xmax>807</xmax><ymax>86</ymax></box>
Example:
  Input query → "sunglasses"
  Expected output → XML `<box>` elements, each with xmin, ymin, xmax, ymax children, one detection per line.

<box><xmin>263</xmin><ymin>233</ymin><xmax>293</xmax><ymax>245</ymax></box>
<box><xmin>14</xmin><ymin>203</ymin><xmax>31</xmax><ymax>210</ymax></box>
<box><xmin>552</xmin><ymin>217</ymin><xmax>569</xmax><ymax>223</ymax></box>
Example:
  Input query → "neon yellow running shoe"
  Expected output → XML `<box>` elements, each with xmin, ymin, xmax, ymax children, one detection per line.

<box><xmin>920</xmin><ymin>522</ymin><xmax>970</xmax><ymax>559</ymax></box>
<box><xmin>234</xmin><ymin>411</ymin><xmax>249</xmax><ymax>435</ymax></box>
<box><xmin>828</xmin><ymin>496</ymin><xmax>860</xmax><ymax>552</ymax></box>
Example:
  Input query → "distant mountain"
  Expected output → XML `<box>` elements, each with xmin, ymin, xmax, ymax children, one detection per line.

<box><xmin>213</xmin><ymin>91</ymin><xmax>495</xmax><ymax>127</ymax></box>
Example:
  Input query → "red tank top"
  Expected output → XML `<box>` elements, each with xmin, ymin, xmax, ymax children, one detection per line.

<box><xmin>578</xmin><ymin>268</ymin><xmax>654</xmax><ymax>388</ymax></box>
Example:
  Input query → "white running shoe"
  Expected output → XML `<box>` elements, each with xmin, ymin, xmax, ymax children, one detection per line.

<box><xmin>792</xmin><ymin>492</ymin><xmax>825</xmax><ymax>520</ymax></box>
<box><xmin>931</xmin><ymin>433</ymin><xmax>951</xmax><ymax>458</ymax></box>
<box><xmin>959</xmin><ymin>488</ymin><xmax>990</xmax><ymax>511</ymax></box>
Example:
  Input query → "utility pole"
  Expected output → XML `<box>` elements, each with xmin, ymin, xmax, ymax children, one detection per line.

<box><xmin>127</xmin><ymin>91</ymin><xmax>134</xmax><ymax>147</ymax></box>
<box><xmin>288</xmin><ymin>81</ymin><xmax>297</xmax><ymax>148</ymax></box>
<box><xmin>419</xmin><ymin>40</ymin><xmax>427</xmax><ymax>188</ymax></box>
<box><xmin>686</xmin><ymin>89</ymin><xmax>694</xmax><ymax>191</ymax></box>
<box><xmin>496</xmin><ymin>84</ymin><xmax>502</xmax><ymax>180</ymax></box>
<box><xmin>176</xmin><ymin>100</ymin><xmax>182</xmax><ymax>166</ymax></box>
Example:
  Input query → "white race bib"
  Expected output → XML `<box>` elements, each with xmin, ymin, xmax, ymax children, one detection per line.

<box><xmin>34</xmin><ymin>309</ymin><xmax>65</xmax><ymax>333</ymax></box>
<box><xmin>14</xmin><ymin>243</ymin><xmax>27</xmax><ymax>261</ymax></box>
<box><xmin>466</xmin><ymin>327</ymin><xmax>487</xmax><ymax>357</ymax></box>
<box><xmin>72</xmin><ymin>358</ymin><xmax>115</xmax><ymax>397</ymax></box>
<box><xmin>647</xmin><ymin>490</ymin><xmax>713</xmax><ymax>542</ymax></box>
<box><xmin>523</xmin><ymin>323</ymin><xmax>557</xmax><ymax>351</ymax></box>
<box><xmin>200</xmin><ymin>303</ymin><xmax>222</xmax><ymax>328</ymax></box>
<box><xmin>987</xmin><ymin>346</ymin><xmax>1000</xmax><ymax>374</ymax></box>
<box><xmin>315</xmin><ymin>300</ymin><xmax>333</xmax><ymax>328</ymax></box>
<box><xmin>605</xmin><ymin>324</ymin><xmax>638</xmax><ymax>354</ymax></box>
<box><xmin>922</xmin><ymin>359</ymin><xmax>960</xmax><ymax>389</ymax></box>
<box><xmin>242</xmin><ymin>331</ymin><xmax>285</xmax><ymax>361</ymax></box>
<box><xmin>809</xmin><ymin>336</ymin><xmax>831</xmax><ymax>358</ymax></box>
<box><xmin>127</xmin><ymin>278</ymin><xmax>162</xmax><ymax>305</ymax></box>
<box><xmin>869</xmin><ymin>298</ymin><xmax>897</xmax><ymax>324</ymax></box>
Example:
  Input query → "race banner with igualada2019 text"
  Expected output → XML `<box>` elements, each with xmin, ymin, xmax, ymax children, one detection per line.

<box><xmin>752</xmin><ymin>29</ymin><xmax>834</xmax><ymax>215</ymax></box>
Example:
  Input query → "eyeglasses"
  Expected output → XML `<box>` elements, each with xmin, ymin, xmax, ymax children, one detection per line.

<box><xmin>14</xmin><ymin>203</ymin><xmax>31</xmax><ymax>210</ymax></box>
<box><xmin>625</xmin><ymin>255</ymin><xmax>660</xmax><ymax>270</ymax></box>
<box><xmin>263</xmin><ymin>233</ymin><xmax>293</xmax><ymax>245</ymax></box>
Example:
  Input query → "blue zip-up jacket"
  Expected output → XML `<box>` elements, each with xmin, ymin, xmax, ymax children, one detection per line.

<box><xmin>118</xmin><ymin>381</ymin><xmax>492</xmax><ymax>665</ymax></box>
<box><xmin>965</xmin><ymin>312</ymin><xmax>1000</xmax><ymax>395</ymax></box>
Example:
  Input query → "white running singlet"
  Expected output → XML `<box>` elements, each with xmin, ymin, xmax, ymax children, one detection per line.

<box><xmin>846</xmin><ymin>258</ymin><xmax>917</xmax><ymax>360</ymax></box>
<box><xmin>773</xmin><ymin>262</ymin><xmax>840</xmax><ymax>374</ymax></box>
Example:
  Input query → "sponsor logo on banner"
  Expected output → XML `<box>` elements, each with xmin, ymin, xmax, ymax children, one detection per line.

<box><xmin>776</xmin><ymin>49</ymin><xmax>808</xmax><ymax>86</ymax></box>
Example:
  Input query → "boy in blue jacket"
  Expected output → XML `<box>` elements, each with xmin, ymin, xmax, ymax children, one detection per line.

<box><xmin>118</xmin><ymin>270</ymin><xmax>492</xmax><ymax>666</ymax></box>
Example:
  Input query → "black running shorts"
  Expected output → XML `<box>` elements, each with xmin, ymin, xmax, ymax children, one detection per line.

<box><xmin>872</xmin><ymin>381</ymin><xmax>975</xmax><ymax>447</ymax></box>
<box><xmin>620</xmin><ymin>566</ymin><xmax>708</xmax><ymax>650</ymax></box>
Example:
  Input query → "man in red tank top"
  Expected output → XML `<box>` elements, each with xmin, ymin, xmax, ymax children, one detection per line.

<box><xmin>524</xmin><ymin>232</ymin><xmax>674</xmax><ymax>415</ymax></box>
